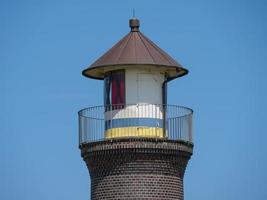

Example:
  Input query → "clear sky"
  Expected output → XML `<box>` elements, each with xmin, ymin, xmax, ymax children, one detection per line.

<box><xmin>1</xmin><ymin>0</ymin><xmax>267</xmax><ymax>199</ymax></box>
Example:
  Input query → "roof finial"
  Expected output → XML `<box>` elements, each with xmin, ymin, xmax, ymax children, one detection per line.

<box><xmin>129</xmin><ymin>15</ymin><xmax>140</xmax><ymax>32</ymax></box>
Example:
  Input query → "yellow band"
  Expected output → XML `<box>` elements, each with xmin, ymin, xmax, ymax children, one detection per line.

<box><xmin>105</xmin><ymin>127</ymin><xmax>165</xmax><ymax>139</ymax></box>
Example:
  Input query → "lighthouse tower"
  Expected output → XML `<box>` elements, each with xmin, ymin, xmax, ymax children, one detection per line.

<box><xmin>79</xmin><ymin>18</ymin><xmax>193</xmax><ymax>200</ymax></box>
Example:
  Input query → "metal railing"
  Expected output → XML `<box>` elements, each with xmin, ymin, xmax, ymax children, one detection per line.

<box><xmin>78</xmin><ymin>104</ymin><xmax>193</xmax><ymax>144</ymax></box>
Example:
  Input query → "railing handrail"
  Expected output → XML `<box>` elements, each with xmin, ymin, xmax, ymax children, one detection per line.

<box><xmin>78</xmin><ymin>104</ymin><xmax>193</xmax><ymax>144</ymax></box>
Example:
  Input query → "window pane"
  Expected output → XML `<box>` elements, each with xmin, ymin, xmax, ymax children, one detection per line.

<box><xmin>111</xmin><ymin>71</ymin><xmax>125</xmax><ymax>105</ymax></box>
<box><xmin>104</xmin><ymin>76</ymin><xmax>111</xmax><ymax>106</ymax></box>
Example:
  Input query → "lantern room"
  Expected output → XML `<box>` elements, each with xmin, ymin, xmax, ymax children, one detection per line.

<box><xmin>81</xmin><ymin>18</ymin><xmax>189</xmax><ymax>139</ymax></box>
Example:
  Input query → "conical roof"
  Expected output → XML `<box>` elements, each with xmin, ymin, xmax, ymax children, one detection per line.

<box><xmin>83</xmin><ymin>18</ymin><xmax>188</xmax><ymax>80</ymax></box>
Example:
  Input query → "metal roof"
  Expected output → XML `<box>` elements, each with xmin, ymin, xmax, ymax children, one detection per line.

<box><xmin>83</xmin><ymin>18</ymin><xmax>188</xmax><ymax>80</ymax></box>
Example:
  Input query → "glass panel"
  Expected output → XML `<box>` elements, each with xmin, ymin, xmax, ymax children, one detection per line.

<box><xmin>111</xmin><ymin>71</ymin><xmax>125</xmax><ymax>105</ymax></box>
<box><xmin>104</xmin><ymin>75</ymin><xmax>111</xmax><ymax>106</ymax></box>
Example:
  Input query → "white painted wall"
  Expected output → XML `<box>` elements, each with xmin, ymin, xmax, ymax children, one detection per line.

<box><xmin>125</xmin><ymin>68</ymin><xmax>165</xmax><ymax>105</ymax></box>
<box><xmin>105</xmin><ymin>67</ymin><xmax>166</xmax><ymax>121</ymax></box>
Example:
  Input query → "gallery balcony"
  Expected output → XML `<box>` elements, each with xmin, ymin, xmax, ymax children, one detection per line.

<box><xmin>78</xmin><ymin>104</ymin><xmax>193</xmax><ymax>145</ymax></box>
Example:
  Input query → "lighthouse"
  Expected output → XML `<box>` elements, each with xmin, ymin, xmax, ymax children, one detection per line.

<box><xmin>79</xmin><ymin>18</ymin><xmax>193</xmax><ymax>199</ymax></box>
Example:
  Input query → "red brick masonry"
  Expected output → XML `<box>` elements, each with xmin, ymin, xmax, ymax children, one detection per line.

<box><xmin>80</xmin><ymin>138</ymin><xmax>193</xmax><ymax>200</ymax></box>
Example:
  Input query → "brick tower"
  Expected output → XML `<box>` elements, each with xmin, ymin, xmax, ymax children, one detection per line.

<box><xmin>78</xmin><ymin>18</ymin><xmax>193</xmax><ymax>200</ymax></box>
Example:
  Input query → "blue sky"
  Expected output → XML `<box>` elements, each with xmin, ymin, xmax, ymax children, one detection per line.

<box><xmin>1</xmin><ymin>0</ymin><xmax>267</xmax><ymax>199</ymax></box>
